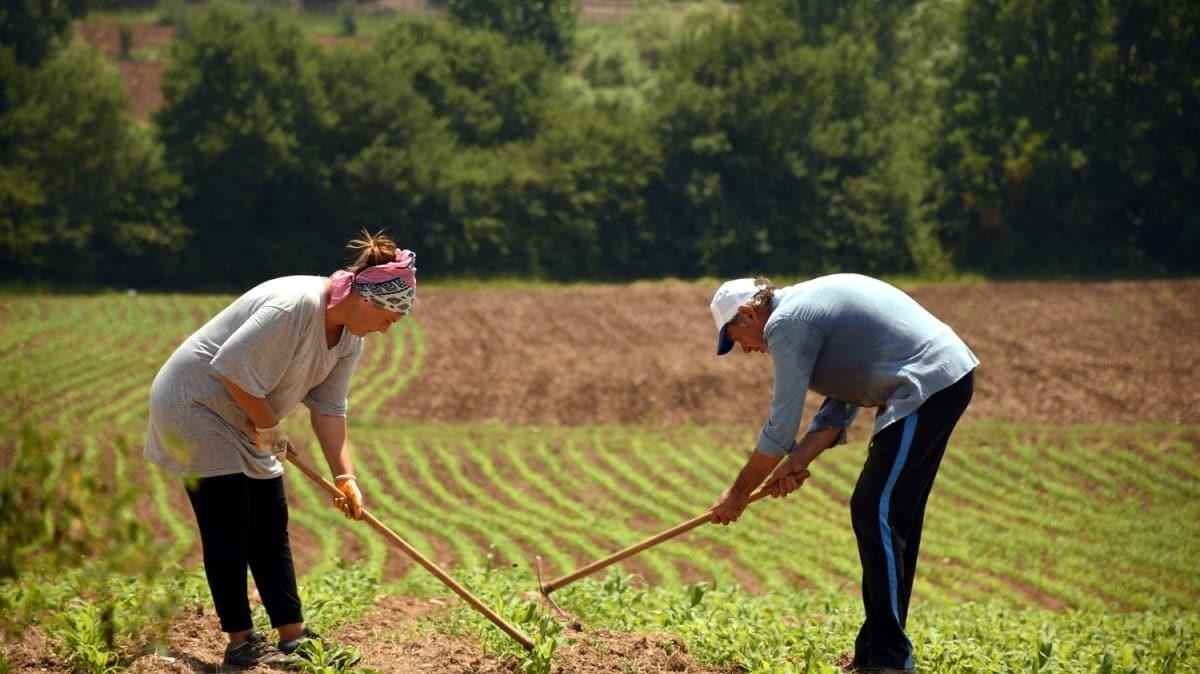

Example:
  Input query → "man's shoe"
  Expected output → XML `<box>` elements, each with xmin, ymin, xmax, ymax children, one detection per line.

<box><xmin>223</xmin><ymin>630</ymin><xmax>286</xmax><ymax>668</ymax></box>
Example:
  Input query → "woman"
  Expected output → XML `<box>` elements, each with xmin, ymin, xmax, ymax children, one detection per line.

<box><xmin>145</xmin><ymin>231</ymin><xmax>416</xmax><ymax>667</ymax></box>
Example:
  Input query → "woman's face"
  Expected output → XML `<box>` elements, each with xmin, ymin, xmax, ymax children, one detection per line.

<box><xmin>348</xmin><ymin>297</ymin><xmax>405</xmax><ymax>336</ymax></box>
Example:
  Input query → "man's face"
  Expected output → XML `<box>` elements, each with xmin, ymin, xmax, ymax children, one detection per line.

<box><xmin>724</xmin><ymin>305</ymin><xmax>769</xmax><ymax>353</ymax></box>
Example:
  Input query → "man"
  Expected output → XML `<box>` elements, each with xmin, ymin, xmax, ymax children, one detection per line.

<box><xmin>708</xmin><ymin>274</ymin><xmax>977</xmax><ymax>674</ymax></box>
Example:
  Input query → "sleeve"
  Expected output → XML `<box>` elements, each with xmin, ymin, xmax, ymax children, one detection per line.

<box><xmin>755</xmin><ymin>318</ymin><xmax>824</xmax><ymax>456</ymax></box>
<box><xmin>806</xmin><ymin>398</ymin><xmax>861</xmax><ymax>446</ymax></box>
<box><xmin>303</xmin><ymin>341</ymin><xmax>363</xmax><ymax>417</ymax></box>
<box><xmin>209</xmin><ymin>306</ymin><xmax>301</xmax><ymax>397</ymax></box>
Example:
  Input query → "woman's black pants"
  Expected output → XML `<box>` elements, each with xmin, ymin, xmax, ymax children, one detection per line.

<box><xmin>185</xmin><ymin>473</ymin><xmax>303</xmax><ymax>633</ymax></box>
<box><xmin>850</xmin><ymin>370</ymin><xmax>974</xmax><ymax>669</ymax></box>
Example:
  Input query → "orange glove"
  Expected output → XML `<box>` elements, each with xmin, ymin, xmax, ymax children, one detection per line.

<box><xmin>333</xmin><ymin>474</ymin><xmax>363</xmax><ymax>520</ymax></box>
<box><xmin>254</xmin><ymin>424</ymin><xmax>289</xmax><ymax>457</ymax></box>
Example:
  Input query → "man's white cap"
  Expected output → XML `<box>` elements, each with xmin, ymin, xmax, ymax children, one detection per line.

<box><xmin>710</xmin><ymin>278</ymin><xmax>759</xmax><ymax>356</ymax></box>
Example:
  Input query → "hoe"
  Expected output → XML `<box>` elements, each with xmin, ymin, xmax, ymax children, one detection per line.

<box><xmin>284</xmin><ymin>442</ymin><xmax>534</xmax><ymax>651</ymax></box>
<box><xmin>534</xmin><ymin>473</ymin><xmax>806</xmax><ymax>619</ymax></box>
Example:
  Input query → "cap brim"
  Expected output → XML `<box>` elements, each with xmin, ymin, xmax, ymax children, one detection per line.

<box><xmin>716</xmin><ymin>324</ymin><xmax>735</xmax><ymax>355</ymax></box>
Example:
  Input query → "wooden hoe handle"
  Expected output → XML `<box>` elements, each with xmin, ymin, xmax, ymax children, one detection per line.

<box><xmin>284</xmin><ymin>443</ymin><xmax>534</xmax><ymax>650</ymax></box>
<box><xmin>540</xmin><ymin>487</ymin><xmax>773</xmax><ymax>595</ymax></box>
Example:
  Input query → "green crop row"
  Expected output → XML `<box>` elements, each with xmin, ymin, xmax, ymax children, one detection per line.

<box><xmin>403</xmin><ymin>564</ymin><xmax>1199</xmax><ymax>674</ymax></box>
<box><xmin>0</xmin><ymin>293</ymin><xmax>425</xmax><ymax>431</ymax></box>
<box><xmin>7</xmin><ymin>419</ymin><xmax>1193</xmax><ymax>616</ymax></box>
<box><xmin>230</xmin><ymin>422</ymin><xmax>1199</xmax><ymax>615</ymax></box>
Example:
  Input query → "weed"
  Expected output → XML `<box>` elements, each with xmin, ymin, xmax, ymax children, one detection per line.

<box><xmin>300</xmin><ymin>560</ymin><xmax>381</xmax><ymax>631</ymax></box>
<box><xmin>287</xmin><ymin>639</ymin><xmax>365</xmax><ymax>674</ymax></box>
<box><xmin>518</xmin><ymin>616</ymin><xmax>562</xmax><ymax>674</ymax></box>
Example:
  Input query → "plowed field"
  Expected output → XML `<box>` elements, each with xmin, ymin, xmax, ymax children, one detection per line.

<box><xmin>398</xmin><ymin>279</ymin><xmax>1200</xmax><ymax>428</ymax></box>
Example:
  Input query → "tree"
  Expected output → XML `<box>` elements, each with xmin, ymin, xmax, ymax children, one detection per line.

<box><xmin>0</xmin><ymin>0</ymin><xmax>89</xmax><ymax>69</ymax></box>
<box><xmin>489</xmin><ymin>99</ymin><xmax>661</xmax><ymax>279</ymax></box>
<box><xmin>649</xmin><ymin>4</ymin><xmax>943</xmax><ymax>277</ymax></box>
<box><xmin>315</xmin><ymin>45</ymin><xmax>456</xmax><ymax>271</ymax></box>
<box><xmin>156</xmin><ymin>6</ymin><xmax>333</xmax><ymax>287</ymax></box>
<box><xmin>0</xmin><ymin>46</ymin><xmax>184</xmax><ymax>284</ymax></box>
<box><xmin>566</xmin><ymin>1</ymin><xmax>736</xmax><ymax>115</ymax></box>
<box><xmin>938</xmin><ymin>0</ymin><xmax>1199</xmax><ymax>274</ymax></box>
<box><xmin>1107</xmin><ymin>0</ymin><xmax>1200</xmax><ymax>271</ymax></box>
<box><xmin>444</xmin><ymin>0</ymin><xmax>577</xmax><ymax>64</ymax></box>
<box><xmin>375</xmin><ymin>18</ymin><xmax>557</xmax><ymax>148</ymax></box>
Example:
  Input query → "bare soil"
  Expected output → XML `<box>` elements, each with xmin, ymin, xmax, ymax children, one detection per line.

<box><xmin>77</xmin><ymin>21</ymin><xmax>177</xmax><ymax>56</ymax></box>
<box><xmin>396</xmin><ymin>279</ymin><xmax>1200</xmax><ymax>428</ymax></box>
<box><xmin>76</xmin><ymin>21</ymin><xmax>175</xmax><ymax>120</ymax></box>
<box><xmin>2</xmin><ymin>596</ymin><xmax>728</xmax><ymax>673</ymax></box>
<box><xmin>115</xmin><ymin>60</ymin><xmax>169</xmax><ymax>120</ymax></box>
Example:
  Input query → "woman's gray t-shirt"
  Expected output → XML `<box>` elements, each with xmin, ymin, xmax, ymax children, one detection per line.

<box><xmin>145</xmin><ymin>276</ymin><xmax>363</xmax><ymax>478</ymax></box>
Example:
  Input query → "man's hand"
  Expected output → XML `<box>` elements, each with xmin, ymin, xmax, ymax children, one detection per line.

<box><xmin>710</xmin><ymin>488</ymin><xmax>750</xmax><ymax>525</ymax></box>
<box><xmin>254</xmin><ymin>424</ymin><xmax>289</xmax><ymax>457</ymax></box>
<box><xmin>764</xmin><ymin>453</ymin><xmax>812</xmax><ymax>498</ymax></box>
<box><xmin>334</xmin><ymin>474</ymin><xmax>364</xmax><ymax>520</ymax></box>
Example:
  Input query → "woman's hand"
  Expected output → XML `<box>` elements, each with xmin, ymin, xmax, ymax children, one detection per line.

<box><xmin>254</xmin><ymin>424</ymin><xmax>290</xmax><ymax>457</ymax></box>
<box><xmin>334</xmin><ymin>474</ymin><xmax>364</xmax><ymax>520</ymax></box>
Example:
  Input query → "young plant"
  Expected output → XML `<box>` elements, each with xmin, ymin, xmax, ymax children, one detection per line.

<box><xmin>286</xmin><ymin>639</ymin><xmax>365</xmax><ymax>674</ymax></box>
<box><xmin>518</xmin><ymin>615</ymin><xmax>563</xmax><ymax>674</ymax></box>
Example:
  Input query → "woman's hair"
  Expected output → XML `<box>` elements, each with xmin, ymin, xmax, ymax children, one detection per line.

<box><xmin>748</xmin><ymin>277</ymin><xmax>776</xmax><ymax>310</ymax></box>
<box><xmin>346</xmin><ymin>229</ymin><xmax>397</xmax><ymax>273</ymax></box>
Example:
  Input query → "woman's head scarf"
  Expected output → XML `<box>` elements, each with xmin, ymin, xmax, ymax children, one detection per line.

<box><xmin>328</xmin><ymin>249</ymin><xmax>416</xmax><ymax>315</ymax></box>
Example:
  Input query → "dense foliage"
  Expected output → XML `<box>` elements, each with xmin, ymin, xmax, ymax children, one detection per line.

<box><xmin>155</xmin><ymin>6</ymin><xmax>338</xmax><ymax>282</ymax></box>
<box><xmin>0</xmin><ymin>0</ymin><xmax>1196</xmax><ymax>287</ymax></box>
<box><xmin>0</xmin><ymin>0</ymin><xmax>89</xmax><ymax>68</ymax></box>
<box><xmin>444</xmin><ymin>0</ymin><xmax>578</xmax><ymax>64</ymax></box>
<box><xmin>0</xmin><ymin>44</ymin><xmax>182</xmax><ymax>284</ymax></box>
<box><xmin>938</xmin><ymin>0</ymin><xmax>1200</xmax><ymax>274</ymax></box>
<box><xmin>648</xmin><ymin>2</ymin><xmax>949</xmax><ymax>277</ymax></box>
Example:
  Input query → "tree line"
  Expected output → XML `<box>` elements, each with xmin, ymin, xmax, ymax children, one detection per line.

<box><xmin>1</xmin><ymin>0</ymin><xmax>1196</xmax><ymax>289</ymax></box>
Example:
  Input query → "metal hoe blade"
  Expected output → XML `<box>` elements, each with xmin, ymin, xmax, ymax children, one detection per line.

<box><xmin>535</xmin><ymin>554</ymin><xmax>581</xmax><ymax>626</ymax></box>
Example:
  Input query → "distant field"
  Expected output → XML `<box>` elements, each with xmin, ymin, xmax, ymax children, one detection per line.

<box><xmin>5</xmin><ymin>279</ymin><xmax>1197</xmax><ymax>429</ymax></box>
<box><xmin>1</xmin><ymin>281</ymin><xmax>1197</xmax><ymax>673</ymax></box>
